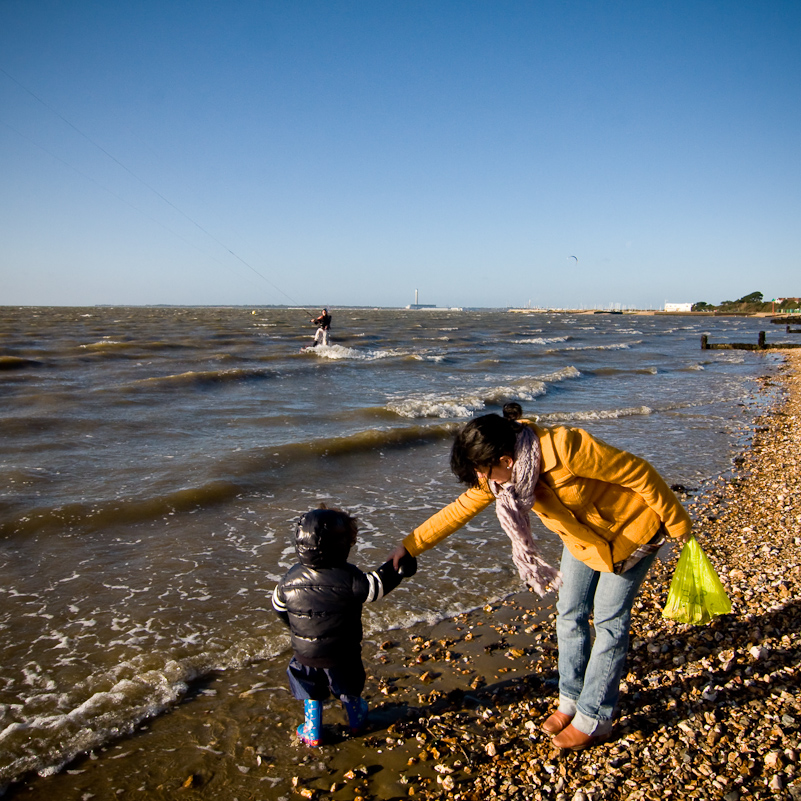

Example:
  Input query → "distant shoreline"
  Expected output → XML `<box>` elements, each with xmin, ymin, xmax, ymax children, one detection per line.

<box><xmin>1</xmin><ymin>304</ymin><xmax>797</xmax><ymax>318</ymax></box>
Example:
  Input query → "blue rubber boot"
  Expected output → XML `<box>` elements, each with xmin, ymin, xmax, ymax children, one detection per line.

<box><xmin>342</xmin><ymin>696</ymin><xmax>369</xmax><ymax>734</ymax></box>
<box><xmin>296</xmin><ymin>699</ymin><xmax>322</xmax><ymax>746</ymax></box>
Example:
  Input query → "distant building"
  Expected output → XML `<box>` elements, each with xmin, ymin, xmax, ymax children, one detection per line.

<box><xmin>406</xmin><ymin>289</ymin><xmax>437</xmax><ymax>310</ymax></box>
<box><xmin>664</xmin><ymin>302</ymin><xmax>693</xmax><ymax>312</ymax></box>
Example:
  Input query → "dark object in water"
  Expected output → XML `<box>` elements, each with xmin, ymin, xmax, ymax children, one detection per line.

<box><xmin>701</xmin><ymin>332</ymin><xmax>801</xmax><ymax>350</ymax></box>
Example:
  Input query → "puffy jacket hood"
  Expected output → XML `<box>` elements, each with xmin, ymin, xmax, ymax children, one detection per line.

<box><xmin>295</xmin><ymin>509</ymin><xmax>355</xmax><ymax>568</ymax></box>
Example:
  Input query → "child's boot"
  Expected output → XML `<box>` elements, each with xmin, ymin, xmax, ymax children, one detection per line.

<box><xmin>296</xmin><ymin>699</ymin><xmax>322</xmax><ymax>746</ymax></box>
<box><xmin>342</xmin><ymin>696</ymin><xmax>369</xmax><ymax>734</ymax></box>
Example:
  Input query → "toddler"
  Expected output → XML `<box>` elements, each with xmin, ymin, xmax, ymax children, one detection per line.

<box><xmin>272</xmin><ymin>507</ymin><xmax>416</xmax><ymax>745</ymax></box>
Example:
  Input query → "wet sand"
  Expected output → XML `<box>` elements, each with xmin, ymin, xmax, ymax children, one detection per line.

<box><xmin>6</xmin><ymin>352</ymin><xmax>800</xmax><ymax>800</ymax></box>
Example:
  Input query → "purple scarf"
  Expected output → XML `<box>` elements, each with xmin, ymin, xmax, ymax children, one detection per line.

<box><xmin>488</xmin><ymin>425</ymin><xmax>561</xmax><ymax>597</ymax></box>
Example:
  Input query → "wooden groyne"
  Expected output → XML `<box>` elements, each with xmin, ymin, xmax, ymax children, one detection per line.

<box><xmin>770</xmin><ymin>316</ymin><xmax>801</xmax><ymax>333</ymax></box>
<box><xmin>701</xmin><ymin>332</ymin><xmax>801</xmax><ymax>350</ymax></box>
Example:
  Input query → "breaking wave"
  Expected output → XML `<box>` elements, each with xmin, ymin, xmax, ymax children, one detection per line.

<box><xmin>386</xmin><ymin>369</ymin><xmax>581</xmax><ymax>419</ymax></box>
<box><xmin>533</xmin><ymin>405</ymin><xmax>654</xmax><ymax>424</ymax></box>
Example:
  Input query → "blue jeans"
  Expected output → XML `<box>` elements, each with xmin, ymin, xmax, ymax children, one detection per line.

<box><xmin>555</xmin><ymin>544</ymin><xmax>659</xmax><ymax>736</ymax></box>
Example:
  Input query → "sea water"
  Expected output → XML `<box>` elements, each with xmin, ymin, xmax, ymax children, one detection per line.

<box><xmin>0</xmin><ymin>306</ymin><xmax>785</xmax><ymax>787</ymax></box>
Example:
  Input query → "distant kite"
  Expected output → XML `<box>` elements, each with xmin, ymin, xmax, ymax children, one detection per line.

<box><xmin>568</xmin><ymin>255</ymin><xmax>578</xmax><ymax>263</ymax></box>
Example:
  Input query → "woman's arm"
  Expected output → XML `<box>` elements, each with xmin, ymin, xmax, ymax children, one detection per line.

<box><xmin>390</xmin><ymin>485</ymin><xmax>495</xmax><ymax>566</ymax></box>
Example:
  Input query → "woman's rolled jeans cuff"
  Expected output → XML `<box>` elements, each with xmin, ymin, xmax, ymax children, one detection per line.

<box><xmin>556</xmin><ymin>694</ymin><xmax>576</xmax><ymax>717</ymax></box>
<box><xmin>573</xmin><ymin>710</ymin><xmax>614</xmax><ymax>737</ymax></box>
<box><xmin>556</xmin><ymin>695</ymin><xmax>614</xmax><ymax>737</ymax></box>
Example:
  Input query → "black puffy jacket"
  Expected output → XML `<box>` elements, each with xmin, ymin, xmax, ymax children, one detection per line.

<box><xmin>272</xmin><ymin>510</ymin><xmax>416</xmax><ymax>667</ymax></box>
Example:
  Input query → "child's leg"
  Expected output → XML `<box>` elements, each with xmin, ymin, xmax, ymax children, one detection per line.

<box><xmin>326</xmin><ymin>659</ymin><xmax>368</xmax><ymax>734</ymax></box>
<box><xmin>287</xmin><ymin>658</ymin><xmax>328</xmax><ymax>746</ymax></box>
<box><xmin>341</xmin><ymin>695</ymin><xmax>368</xmax><ymax>733</ymax></box>
<box><xmin>297</xmin><ymin>699</ymin><xmax>323</xmax><ymax>746</ymax></box>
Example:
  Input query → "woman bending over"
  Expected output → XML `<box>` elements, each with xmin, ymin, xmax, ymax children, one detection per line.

<box><xmin>390</xmin><ymin>412</ymin><xmax>691</xmax><ymax>750</ymax></box>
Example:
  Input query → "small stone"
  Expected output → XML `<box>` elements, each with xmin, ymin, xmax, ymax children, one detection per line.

<box><xmin>769</xmin><ymin>774</ymin><xmax>784</xmax><ymax>792</ymax></box>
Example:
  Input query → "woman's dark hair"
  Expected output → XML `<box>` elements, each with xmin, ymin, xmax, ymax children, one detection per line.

<box><xmin>502</xmin><ymin>402</ymin><xmax>523</xmax><ymax>421</ymax></box>
<box><xmin>450</xmin><ymin>413</ymin><xmax>521</xmax><ymax>487</ymax></box>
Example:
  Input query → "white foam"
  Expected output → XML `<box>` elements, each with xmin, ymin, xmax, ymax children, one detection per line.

<box><xmin>513</xmin><ymin>336</ymin><xmax>571</xmax><ymax>344</ymax></box>
<box><xmin>483</xmin><ymin>382</ymin><xmax>547</xmax><ymax>404</ymax></box>
<box><xmin>388</xmin><ymin>396</ymin><xmax>482</xmax><ymax>419</ymax></box>
<box><xmin>79</xmin><ymin>340</ymin><xmax>124</xmax><ymax>349</ymax></box>
<box><xmin>535</xmin><ymin>405</ymin><xmax>653</xmax><ymax>423</ymax></box>
<box><xmin>386</xmin><ymin>370</ymin><xmax>581</xmax><ymax>419</ymax></box>
<box><xmin>535</xmin><ymin>366</ymin><xmax>582</xmax><ymax>382</ymax></box>
<box><xmin>560</xmin><ymin>341</ymin><xmax>642</xmax><ymax>351</ymax></box>
<box><xmin>305</xmin><ymin>344</ymin><xmax>407</xmax><ymax>361</ymax></box>
<box><xmin>0</xmin><ymin>657</ymin><xmax>193</xmax><ymax>782</ymax></box>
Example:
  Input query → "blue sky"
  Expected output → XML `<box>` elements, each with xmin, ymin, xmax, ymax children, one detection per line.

<box><xmin>1</xmin><ymin>1</ymin><xmax>799</xmax><ymax>309</ymax></box>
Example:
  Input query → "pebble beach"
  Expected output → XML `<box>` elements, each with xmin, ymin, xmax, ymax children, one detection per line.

<box><xmin>6</xmin><ymin>349</ymin><xmax>799</xmax><ymax>801</ymax></box>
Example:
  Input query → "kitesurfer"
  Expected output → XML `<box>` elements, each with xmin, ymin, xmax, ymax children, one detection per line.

<box><xmin>311</xmin><ymin>308</ymin><xmax>332</xmax><ymax>346</ymax></box>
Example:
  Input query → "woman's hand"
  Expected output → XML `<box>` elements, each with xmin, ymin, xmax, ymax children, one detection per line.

<box><xmin>673</xmin><ymin>530</ymin><xmax>692</xmax><ymax>546</ymax></box>
<box><xmin>389</xmin><ymin>544</ymin><xmax>411</xmax><ymax>571</ymax></box>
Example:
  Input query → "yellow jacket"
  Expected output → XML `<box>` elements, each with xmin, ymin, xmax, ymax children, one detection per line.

<box><xmin>402</xmin><ymin>422</ymin><xmax>693</xmax><ymax>573</ymax></box>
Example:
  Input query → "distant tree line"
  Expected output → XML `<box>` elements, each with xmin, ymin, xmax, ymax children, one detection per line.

<box><xmin>692</xmin><ymin>292</ymin><xmax>801</xmax><ymax>313</ymax></box>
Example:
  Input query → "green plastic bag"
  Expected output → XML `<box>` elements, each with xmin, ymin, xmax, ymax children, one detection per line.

<box><xmin>662</xmin><ymin>537</ymin><xmax>731</xmax><ymax>624</ymax></box>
